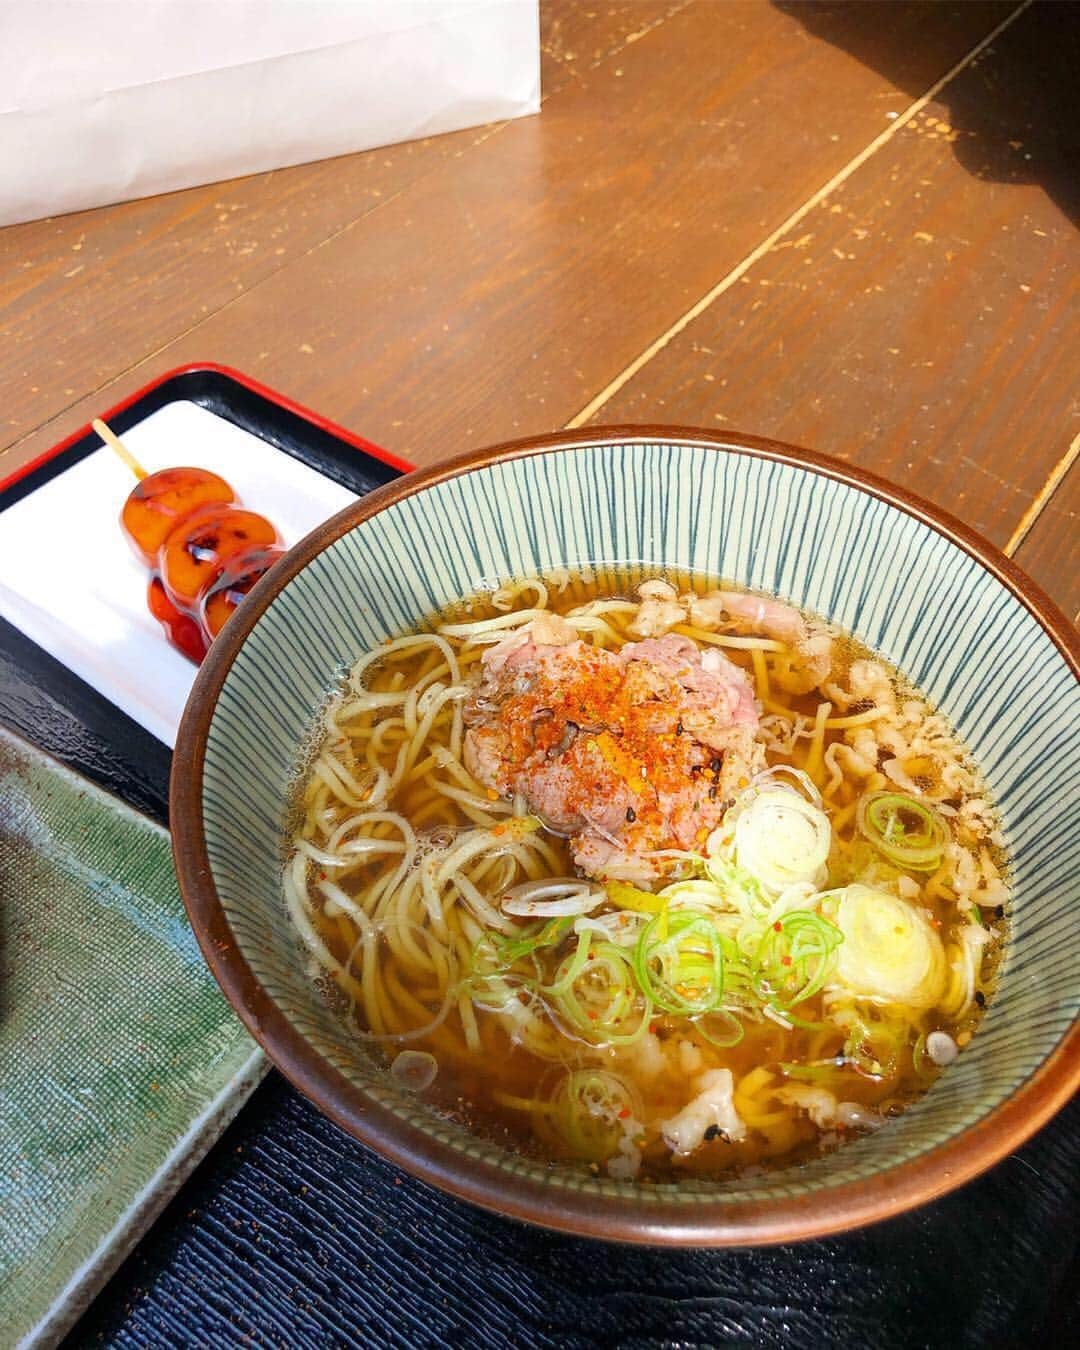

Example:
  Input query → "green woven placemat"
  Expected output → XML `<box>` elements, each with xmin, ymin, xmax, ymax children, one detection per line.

<box><xmin>0</xmin><ymin>727</ymin><xmax>265</xmax><ymax>1348</ymax></box>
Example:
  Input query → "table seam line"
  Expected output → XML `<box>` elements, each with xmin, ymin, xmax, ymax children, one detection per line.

<box><xmin>562</xmin><ymin>0</ymin><xmax>1034</xmax><ymax>431</ymax></box>
<box><xmin>1003</xmin><ymin>430</ymin><xmax>1080</xmax><ymax>557</ymax></box>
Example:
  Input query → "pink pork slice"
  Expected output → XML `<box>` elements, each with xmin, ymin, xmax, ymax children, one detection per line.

<box><xmin>463</xmin><ymin>634</ymin><xmax>762</xmax><ymax>884</ymax></box>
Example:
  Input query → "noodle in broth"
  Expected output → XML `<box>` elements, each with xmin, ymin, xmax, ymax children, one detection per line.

<box><xmin>286</xmin><ymin>572</ymin><xmax>1007</xmax><ymax>1181</ymax></box>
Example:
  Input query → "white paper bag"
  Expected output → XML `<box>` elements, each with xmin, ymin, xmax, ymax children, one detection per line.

<box><xmin>0</xmin><ymin>0</ymin><xmax>540</xmax><ymax>226</ymax></box>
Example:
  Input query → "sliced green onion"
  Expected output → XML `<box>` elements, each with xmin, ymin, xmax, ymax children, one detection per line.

<box><xmin>549</xmin><ymin>1069</ymin><xmax>638</xmax><ymax>1162</ymax></box>
<box><xmin>716</xmin><ymin>933</ymin><xmax>755</xmax><ymax>1001</ymax></box>
<box><xmin>844</xmin><ymin>1007</ymin><xmax>909</xmax><ymax>1079</ymax></box>
<box><xmin>466</xmin><ymin>916</ymin><xmax>571</xmax><ymax>1009</ymax></box>
<box><xmin>495</xmin><ymin>915</ymin><xmax>573</xmax><ymax>963</ymax></box>
<box><xmin>464</xmin><ymin>967</ymin><xmax>536</xmax><ymax>1013</ymax></box>
<box><xmin>692</xmin><ymin>1009</ymin><xmax>745</xmax><ymax>1048</ymax></box>
<box><xmin>547</xmin><ymin>940</ymin><xmax>651</xmax><ymax>1045</ymax></box>
<box><xmin>657</xmin><ymin>878</ymin><xmax>734</xmax><ymax>912</ymax></box>
<box><xmin>469</xmin><ymin>918</ymin><xmax>568</xmax><ymax>982</ymax></box>
<box><xmin>833</xmin><ymin>884</ymin><xmax>946</xmax><ymax>1009</ymax></box>
<box><xmin>703</xmin><ymin>852</ymin><xmax>771</xmax><ymax>917</ymax></box>
<box><xmin>634</xmin><ymin>909</ymin><xmax>725</xmax><ymax>1015</ymax></box>
<box><xmin>857</xmin><ymin>791</ymin><xmax>948</xmax><ymax>872</ymax></box>
<box><xmin>732</xmin><ymin>787</ymin><xmax>831</xmax><ymax>895</ymax></box>
<box><xmin>752</xmin><ymin>909</ymin><xmax>843</xmax><ymax>1014</ymax></box>
<box><xmin>542</xmin><ymin>930</ymin><xmax>593</xmax><ymax>997</ymax></box>
<box><xmin>912</xmin><ymin>1032</ymin><xmax>936</xmax><ymax>1079</ymax></box>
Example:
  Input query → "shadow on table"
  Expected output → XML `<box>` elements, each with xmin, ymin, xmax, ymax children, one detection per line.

<box><xmin>773</xmin><ymin>0</ymin><xmax>1079</xmax><ymax>224</ymax></box>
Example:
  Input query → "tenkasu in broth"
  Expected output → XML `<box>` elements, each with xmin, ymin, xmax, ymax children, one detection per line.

<box><xmin>285</xmin><ymin>571</ymin><xmax>1006</xmax><ymax>1182</ymax></box>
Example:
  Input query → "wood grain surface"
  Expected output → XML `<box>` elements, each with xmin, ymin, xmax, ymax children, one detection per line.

<box><xmin>0</xmin><ymin>123</ymin><xmax>487</xmax><ymax>444</ymax></box>
<box><xmin>3</xmin><ymin>2</ymin><xmax>1016</xmax><ymax>466</ymax></box>
<box><xmin>4</xmin><ymin>1</ymin><xmax>1072</xmax><ymax>618</ymax></box>
<box><xmin>0</xmin><ymin>1</ymin><xmax>662</xmax><ymax>447</ymax></box>
<box><xmin>583</xmin><ymin>0</ymin><xmax>1079</xmax><ymax>611</ymax></box>
<box><xmin>540</xmin><ymin>0</ymin><xmax>693</xmax><ymax>91</ymax></box>
<box><xmin>1010</xmin><ymin>433</ymin><xmax>1080</xmax><ymax>621</ymax></box>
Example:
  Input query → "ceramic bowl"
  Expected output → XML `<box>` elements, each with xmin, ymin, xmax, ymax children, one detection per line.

<box><xmin>171</xmin><ymin>428</ymin><xmax>1080</xmax><ymax>1245</ymax></box>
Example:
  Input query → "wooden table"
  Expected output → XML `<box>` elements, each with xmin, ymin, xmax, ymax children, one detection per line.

<box><xmin>2</xmin><ymin>0</ymin><xmax>1076</xmax><ymax>621</ymax></box>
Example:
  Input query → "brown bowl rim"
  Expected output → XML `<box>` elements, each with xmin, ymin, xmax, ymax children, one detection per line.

<box><xmin>171</xmin><ymin>424</ymin><xmax>1080</xmax><ymax>1246</ymax></box>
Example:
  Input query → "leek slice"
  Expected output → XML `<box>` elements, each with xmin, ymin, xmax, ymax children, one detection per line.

<box><xmin>732</xmin><ymin>788</ymin><xmax>831</xmax><ymax>895</ymax></box>
<box><xmin>833</xmin><ymin>884</ymin><xmax>946</xmax><ymax>1009</ymax></box>
<box><xmin>634</xmin><ymin>909</ymin><xmax>725</xmax><ymax>1015</ymax></box>
<box><xmin>550</xmin><ymin>1070</ymin><xmax>639</xmax><ymax>1161</ymax></box>
<box><xmin>856</xmin><ymin>791</ymin><xmax>948</xmax><ymax>872</ymax></box>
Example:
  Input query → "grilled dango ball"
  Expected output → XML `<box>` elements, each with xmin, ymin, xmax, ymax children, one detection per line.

<box><xmin>119</xmin><ymin>462</ymin><xmax>284</xmax><ymax>665</ymax></box>
<box><xmin>199</xmin><ymin>546</ymin><xmax>287</xmax><ymax>641</ymax></box>
<box><xmin>146</xmin><ymin>576</ymin><xmax>210</xmax><ymax>665</ymax></box>
<box><xmin>120</xmin><ymin>467</ymin><xmax>235</xmax><ymax>567</ymax></box>
<box><xmin>158</xmin><ymin>503</ymin><xmax>280</xmax><ymax>612</ymax></box>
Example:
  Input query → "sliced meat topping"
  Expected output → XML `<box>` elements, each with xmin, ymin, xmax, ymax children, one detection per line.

<box><xmin>463</xmin><ymin>634</ymin><xmax>764</xmax><ymax>883</ymax></box>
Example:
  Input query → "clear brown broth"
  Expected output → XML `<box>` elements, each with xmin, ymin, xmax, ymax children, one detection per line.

<box><xmin>292</xmin><ymin>571</ymin><xmax>1005</xmax><ymax>1181</ymax></box>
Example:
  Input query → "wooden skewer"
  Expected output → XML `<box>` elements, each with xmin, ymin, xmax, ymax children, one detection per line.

<box><xmin>92</xmin><ymin>417</ymin><xmax>147</xmax><ymax>481</ymax></box>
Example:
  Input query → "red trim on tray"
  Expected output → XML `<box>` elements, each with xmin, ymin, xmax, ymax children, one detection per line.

<box><xmin>0</xmin><ymin>363</ymin><xmax>415</xmax><ymax>494</ymax></box>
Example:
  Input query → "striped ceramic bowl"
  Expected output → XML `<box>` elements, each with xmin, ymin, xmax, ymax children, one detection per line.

<box><xmin>172</xmin><ymin>428</ymin><xmax>1080</xmax><ymax>1244</ymax></box>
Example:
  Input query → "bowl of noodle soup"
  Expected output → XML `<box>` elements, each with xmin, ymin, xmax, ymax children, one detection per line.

<box><xmin>172</xmin><ymin>427</ymin><xmax>1079</xmax><ymax>1244</ymax></box>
